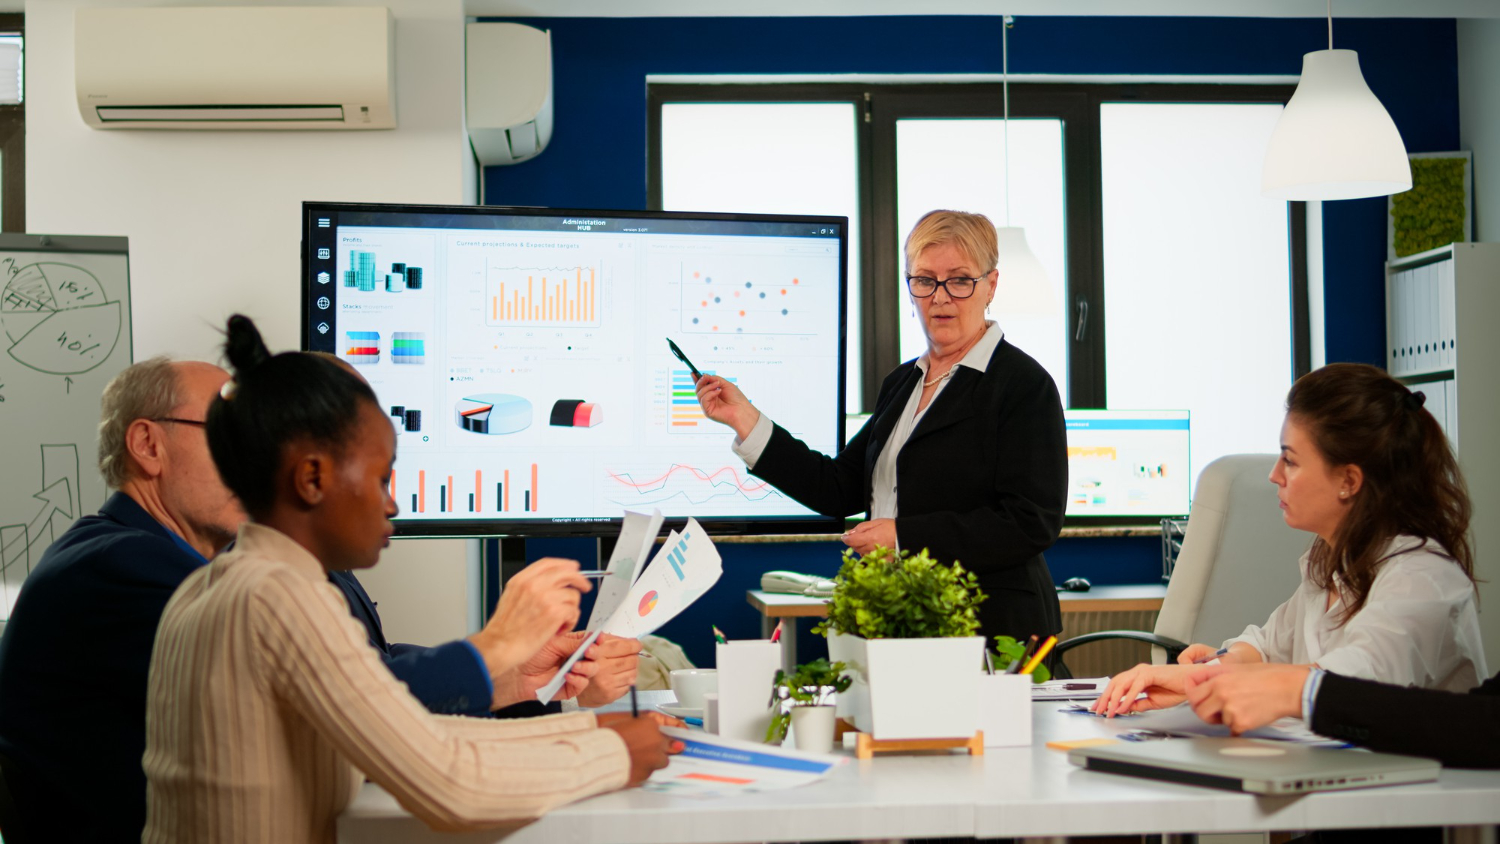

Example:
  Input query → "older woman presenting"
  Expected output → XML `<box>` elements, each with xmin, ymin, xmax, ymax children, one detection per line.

<box><xmin>696</xmin><ymin>209</ymin><xmax>1068</xmax><ymax>646</ymax></box>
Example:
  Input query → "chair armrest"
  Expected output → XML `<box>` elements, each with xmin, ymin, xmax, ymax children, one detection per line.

<box><xmin>1055</xmin><ymin>630</ymin><xmax>1190</xmax><ymax>663</ymax></box>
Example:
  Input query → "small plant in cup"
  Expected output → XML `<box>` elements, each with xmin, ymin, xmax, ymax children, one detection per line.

<box><xmin>765</xmin><ymin>658</ymin><xmax>853</xmax><ymax>744</ymax></box>
<box><xmin>990</xmin><ymin>635</ymin><xmax>1051</xmax><ymax>683</ymax></box>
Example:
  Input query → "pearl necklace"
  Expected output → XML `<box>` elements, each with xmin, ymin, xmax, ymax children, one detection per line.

<box><xmin>922</xmin><ymin>368</ymin><xmax>954</xmax><ymax>388</ymax></box>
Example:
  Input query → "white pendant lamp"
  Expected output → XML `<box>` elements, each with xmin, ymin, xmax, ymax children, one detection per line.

<box><xmin>1261</xmin><ymin>2</ymin><xmax>1410</xmax><ymax>200</ymax></box>
<box><xmin>996</xmin><ymin>15</ymin><xmax>1055</xmax><ymax>316</ymax></box>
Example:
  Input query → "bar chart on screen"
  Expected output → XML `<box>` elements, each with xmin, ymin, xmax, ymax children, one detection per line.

<box><xmin>666</xmin><ymin>369</ymin><xmax>733</xmax><ymax>432</ymax></box>
<box><xmin>392</xmin><ymin>463</ymin><xmax>542</xmax><ymax>515</ymax></box>
<box><xmin>485</xmin><ymin>263</ymin><xmax>601</xmax><ymax>328</ymax></box>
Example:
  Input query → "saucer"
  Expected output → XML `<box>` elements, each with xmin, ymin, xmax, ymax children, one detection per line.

<box><xmin>657</xmin><ymin>702</ymin><xmax>705</xmax><ymax>720</ymax></box>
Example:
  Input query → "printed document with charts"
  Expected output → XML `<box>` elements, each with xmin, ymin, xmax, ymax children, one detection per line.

<box><xmin>642</xmin><ymin>727</ymin><xmax>845</xmax><ymax>799</ymax></box>
<box><xmin>537</xmin><ymin>511</ymin><xmax>722</xmax><ymax>702</ymax></box>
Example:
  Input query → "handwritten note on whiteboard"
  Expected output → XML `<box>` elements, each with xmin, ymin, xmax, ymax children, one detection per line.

<box><xmin>0</xmin><ymin>235</ymin><xmax>132</xmax><ymax>630</ymax></box>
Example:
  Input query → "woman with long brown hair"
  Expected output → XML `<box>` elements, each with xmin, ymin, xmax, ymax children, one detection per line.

<box><xmin>1095</xmin><ymin>363</ymin><xmax>1485</xmax><ymax>716</ymax></box>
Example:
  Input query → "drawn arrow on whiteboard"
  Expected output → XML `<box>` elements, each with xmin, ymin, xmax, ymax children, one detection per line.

<box><xmin>24</xmin><ymin>478</ymin><xmax>73</xmax><ymax>555</ymax></box>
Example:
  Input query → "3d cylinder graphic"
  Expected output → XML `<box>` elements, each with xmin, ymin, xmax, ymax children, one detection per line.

<box><xmin>549</xmin><ymin>399</ymin><xmax>602</xmax><ymax>428</ymax></box>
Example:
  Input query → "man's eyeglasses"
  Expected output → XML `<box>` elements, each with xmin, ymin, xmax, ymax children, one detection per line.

<box><xmin>153</xmin><ymin>417</ymin><xmax>207</xmax><ymax>428</ymax></box>
<box><xmin>906</xmin><ymin>276</ymin><xmax>985</xmax><ymax>299</ymax></box>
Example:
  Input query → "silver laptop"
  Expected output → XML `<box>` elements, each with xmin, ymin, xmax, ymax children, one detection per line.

<box><xmin>1069</xmin><ymin>737</ymin><xmax>1440</xmax><ymax>795</ymax></box>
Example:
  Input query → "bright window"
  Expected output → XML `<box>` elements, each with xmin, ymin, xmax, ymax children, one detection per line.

<box><xmin>660</xmin><ymin>102</ymin><xmax>862</xmax><ymax>411</ymax></box>
<box><xmin>1100</xmin><ymin>102</ymin><xmax>1292</xmax><ymax>491</ymax></box>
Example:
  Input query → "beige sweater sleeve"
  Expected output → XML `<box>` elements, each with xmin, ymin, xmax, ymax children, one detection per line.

<box><xmin>250</xmin><ymin>574</ymin><xmax>630</xmax><ymax>831</ymax></box>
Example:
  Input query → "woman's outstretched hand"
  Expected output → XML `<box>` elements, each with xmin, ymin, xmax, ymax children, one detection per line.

<box><xmin>694</xmin><ymin>374</ymin><xmax>760</xmax><ymax>440</ymax></box>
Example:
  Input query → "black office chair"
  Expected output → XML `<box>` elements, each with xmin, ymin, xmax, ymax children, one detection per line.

<box><xmin>0</xmin><ymin>746</ymin><xmax>36</xmax><ymax>844</ymax></box>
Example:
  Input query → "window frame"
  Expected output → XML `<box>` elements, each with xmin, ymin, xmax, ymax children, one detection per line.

<box><xmin>648</xmin><ymin>80</ymin><xmax>1310</xmax><ymax>413</ymax></box>
<box><xmin>0</xmin><ymin>13</ymin><xmax>24</xmax><ymax>234</ymax></box>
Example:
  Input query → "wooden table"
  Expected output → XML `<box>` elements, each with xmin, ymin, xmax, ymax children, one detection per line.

<box><xmin>748</xmin><ymin>584</ymin><xmax>1168</xmax><ymax>673</ymax></box>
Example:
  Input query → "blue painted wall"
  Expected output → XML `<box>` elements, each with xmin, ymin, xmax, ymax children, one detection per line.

<box><xmin>498</xmin><ymin>15</ymin><xmax>1459</xmax><ymax>668</ymax></box>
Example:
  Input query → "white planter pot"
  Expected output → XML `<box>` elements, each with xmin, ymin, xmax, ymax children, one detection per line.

<box><xmin>829</xmin><ymin>632</ymin><xmax>984</xmax><ymax>740</ymax></box>
<box><xmin>976</xmin><ymin>673</ymin><xmax>1033</xmax><ymax>747</ymax></box>
<box><xmin>789</xmin><ymin>705</ymin><xmax>837</xmax><ymax>753</ymax></box>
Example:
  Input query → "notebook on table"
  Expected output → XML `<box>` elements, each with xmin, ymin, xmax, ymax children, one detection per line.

<box><xmin>1069</xmin><ymin>737</ymin><xmax>1439</xmax><ymax>795</ymax></box>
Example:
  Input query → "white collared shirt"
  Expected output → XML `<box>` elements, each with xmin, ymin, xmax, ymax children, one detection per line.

<box><xmin>1223</xmin><ymin>535</ymin><xmax>1487</xmax><ymax>693</ymax></box>
<box><xmin>733</xmin><ymin>321</ymin><xmax>1005</xmax><ymax>525</ymax></box>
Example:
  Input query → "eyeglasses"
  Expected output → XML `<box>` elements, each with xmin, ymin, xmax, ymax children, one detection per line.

<box><xmin>153</xmin><ymin>417</ymin><xmax>207</xmax><ymax>428</ymax></box>
<box><xmin>906</xmin><ymin>275</ymin><xmax>986</xmax><ymax>299</ymax></box>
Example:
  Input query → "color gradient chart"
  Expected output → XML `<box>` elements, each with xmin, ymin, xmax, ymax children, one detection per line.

<box><xmin>485</xmin><ymin>264</ymin><xmax>601</xmax><ymax>327</ymax></box>
<box><xmin>394</xmin><ymin>464</ymin><xmax>541</xmax><ymax>515</ymax></box>
<box><xmin>669</xmin><ymin>369</ymin><xmax>733</xmax><ymax>431</ymax></box>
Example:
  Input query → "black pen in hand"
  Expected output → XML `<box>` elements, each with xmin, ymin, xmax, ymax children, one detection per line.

<box><xmin>667</xmin><ymin>338</ymin><xmax>702</xmax><ymax>381</ymax></box>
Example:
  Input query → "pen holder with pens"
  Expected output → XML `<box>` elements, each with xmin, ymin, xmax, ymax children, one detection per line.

<box><xmin>714</xmin><ymin>640</ymin><xmax>780</xmax><ymax>742</ymax></box>
<box><xmin>976</xmin><ymin>674</ymin><xmax>1032</xmax><ymax>747</ymax></box>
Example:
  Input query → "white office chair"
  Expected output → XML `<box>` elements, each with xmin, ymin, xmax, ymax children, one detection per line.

<box><xmin>1056</xmin><ymin>454</ymin><xmax>1314</xmax><ymax>668</ymax></box>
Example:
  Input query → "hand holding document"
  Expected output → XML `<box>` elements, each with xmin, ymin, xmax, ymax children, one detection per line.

<box><xmin>537</xmin><ymin>513</ymin><xmax>722</xmax><ymax>703</ymax></box>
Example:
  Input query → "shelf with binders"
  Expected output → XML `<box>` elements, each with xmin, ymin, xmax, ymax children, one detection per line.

<box><xmin>1384</xmin><ymin>242</ymin><xmax>1500</xmax><ymax>667</ymax></box>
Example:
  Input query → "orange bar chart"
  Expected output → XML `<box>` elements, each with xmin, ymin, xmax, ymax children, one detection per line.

<box><xmin>487</xmin><ymin>266</ymin><xmax>599</xmax><ymax>327</ymax></box>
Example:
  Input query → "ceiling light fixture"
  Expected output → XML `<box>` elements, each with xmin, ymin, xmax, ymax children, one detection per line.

<box><xmin>1260</xmin><ymin>0</ymin><xmax>1411</xmax><ymax>201</ymax></box>
<box><xmin>995</xmin><ymin>14</ymin><xmax>1054</xmax><ymax>316</ymax></box>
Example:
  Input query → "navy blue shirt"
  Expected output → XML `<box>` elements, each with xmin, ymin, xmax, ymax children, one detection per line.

<box><xmin>0</xmin><ymin>493</ymin><xmax>207</xmax><ymax>844</ymax></box>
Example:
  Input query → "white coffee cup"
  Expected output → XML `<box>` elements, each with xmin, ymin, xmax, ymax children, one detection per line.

<box><xmin>669</xmin><ymin>668</ymin><xmax>719</xmax><ymax>709</ymax></box>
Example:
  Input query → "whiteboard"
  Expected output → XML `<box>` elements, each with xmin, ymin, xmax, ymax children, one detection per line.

<box><xmin>0</xmin><ymin>234</ymin><xmax>132</xmax><ymax>627</ymax></box>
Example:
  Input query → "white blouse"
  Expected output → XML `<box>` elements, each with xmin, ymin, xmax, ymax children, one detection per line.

<box><xmin>1223</xmin><ymin>535</ymin><xmax>1487</xmax><ymax>692</ymax></box>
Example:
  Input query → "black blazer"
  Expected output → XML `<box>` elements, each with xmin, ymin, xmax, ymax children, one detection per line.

<box><xmin>1312</xmin><ymin>671</ymin><xmax>1500</xmax><ymax>768</ymax></box>
<box><xmin>0</xmin><ymin>493</ymin><xmax>208</xmax><ymax>844</ymax></box>
<box><xmin>752</xmin><ymin>338</ymin><xmax>1068</xmax><ymax>644</ymax></box>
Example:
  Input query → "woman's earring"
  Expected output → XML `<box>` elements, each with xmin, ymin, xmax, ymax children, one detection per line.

<box><xmin>1339</xmin><ymin>490</ymin><xmax>1348</xmax><ymax>498</ymax></box>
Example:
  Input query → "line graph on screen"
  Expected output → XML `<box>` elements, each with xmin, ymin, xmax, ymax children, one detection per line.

<box><xmin>603</xmin><ymin>463</ymin><xmax>792</xmax><ymax>509</ymax></box>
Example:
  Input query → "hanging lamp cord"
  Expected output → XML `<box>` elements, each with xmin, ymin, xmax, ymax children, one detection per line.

<box><xmin>1003</xmin><ymin>14</ymin><xmax>1012</xmax><ymax>227</ymax></box>
<box><xmin>1327</xmin><ymin>0</ymin><xmax>1333</xmax><ymax>50</ymax></box>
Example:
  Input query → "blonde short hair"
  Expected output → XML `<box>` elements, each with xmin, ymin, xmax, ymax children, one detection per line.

<box><xmin>903</xmin><ymin>210</ymin><xmax>999</xmax><ymax>276</ymax></box>
<box><xmin>97</xmin><ymin>357</ymin><xmax>181</xmax><ymax>489</ymax></box>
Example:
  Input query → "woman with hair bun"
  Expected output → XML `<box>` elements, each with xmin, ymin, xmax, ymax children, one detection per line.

<box><xmin>142</xmin><ymin>315</ymin><xmax>677</xmax><ymax>844</ymax></box>
<box><xmin>1095</xmin><ymin>362</ymin><xmax>1485</xmax><ymax>717</ymax></box>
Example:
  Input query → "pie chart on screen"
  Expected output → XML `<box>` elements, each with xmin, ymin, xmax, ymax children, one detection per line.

<box><xmin>454</xmin><ymin>393</ymin><xmax>532</xmax><ymax>434</ymax></box>
<box><xmin>638</xmin><ymin>591</ymin><xmax>659</xmax><ymax>616</ymax></box>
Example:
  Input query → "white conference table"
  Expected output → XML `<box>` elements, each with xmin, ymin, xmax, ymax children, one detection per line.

<box><xmin>338</xmin><ymin>694</ymin><xmax>1500</xmax><ymax>844</ymax></box>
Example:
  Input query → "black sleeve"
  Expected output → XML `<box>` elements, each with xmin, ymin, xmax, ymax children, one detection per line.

<box><xmin>748</xmin><ymin>368</ymin><xmax>907</xmax><ymax>518</ymax></box>
<box><xmin>1312</xmin><ymin>672</ymin><xmax>1500</xmax><ymax>768</ymax></box>
<box><xmin>893</xmin><ymin>363</ymin><xmax>1068</xmax><ymax>575</ymax></box>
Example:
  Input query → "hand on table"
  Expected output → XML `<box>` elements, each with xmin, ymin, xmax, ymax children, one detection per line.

<box><xmin>841</xmin><ymin>519</ymin><xmax>896</xmax><ymax>556</ymax></box>
<box><xmin>1185</xmin><ymin>663</ymin><xmax>1310</xmax><ymax>735</ymax></box>
<box><xmin>1176</xmin><ymin>643</ymin><xmax>1223</xmax><ymax>665</ymax></box>
<box><xmin>1091</xmin><ymin>663</ymin><xmax>1194</xmax><ymax>717</ymax></box>
<box><xmin>694</xmin><ymin>374</ymin><xmax>760</xmax><ymax>441</ymax></box>
<box><xmin>576</xmin><ymin>635</ymin><xmax>644</xmax><ymax>707</ymax></box>
<box><xmin>599</xmin><ymin>713</ymin><xmax>685</xmax><ymax>786</ymax></box>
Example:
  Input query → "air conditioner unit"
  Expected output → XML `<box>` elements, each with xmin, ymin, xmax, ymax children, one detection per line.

<box><xmin>75</xmin><ymin>6</ymin><xmax>396</xmax><ymax>130</ymax></box>
<box><xmin>466</xmin><ymin>22</ymin><xmax>553</xmax><ymax>165</ymax></box>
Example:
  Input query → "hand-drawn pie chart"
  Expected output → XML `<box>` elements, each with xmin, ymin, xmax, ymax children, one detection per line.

<box><xmin>1</xmin><ymin>263</ymin><xmax>122</xmax><ymax>376</ymax></box>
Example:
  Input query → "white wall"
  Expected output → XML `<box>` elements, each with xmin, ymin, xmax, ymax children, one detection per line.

<box><xmin>25</xmin><ymin>0</ymin><xmax>477</xmax><ymax>646</ymax></box>
<box><xmin>1459</xmin><ymin>18</ymin><xmax>1500</xmax><ymax>244</ymax></box>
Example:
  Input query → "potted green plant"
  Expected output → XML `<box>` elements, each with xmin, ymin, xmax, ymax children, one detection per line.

<box><xmin>813</xmin><ymin>546</ymin><xmax>987</xmax><ymax>740</ymax></box>
<box><xmin>765</xmin><ymin>658</ymin><xmax>852</xmax><ymax>752</ymax></box>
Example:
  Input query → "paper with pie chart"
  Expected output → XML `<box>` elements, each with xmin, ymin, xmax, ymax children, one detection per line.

<box><xmin>536</xmin><ymin>515</ymin><xmax>721</xmax><ymax>703</ymax></box>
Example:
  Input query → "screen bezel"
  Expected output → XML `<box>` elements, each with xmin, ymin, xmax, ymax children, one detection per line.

<box><xmin>301</xmin><ymin>201</ymin><xmax>849</xmax><ymax>538</ymax></box>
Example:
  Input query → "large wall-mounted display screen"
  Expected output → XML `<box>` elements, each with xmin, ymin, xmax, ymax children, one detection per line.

<box><xmin>1064</xmin><ymin>409</ymin><xmax>1191</xmax><ymax>521</ymax></box>
<box><xmin>301</xmin><ymin>203</ymin><xmax>847</xmax><ymax>536</ymax></box>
